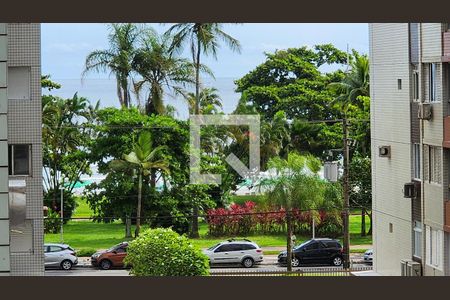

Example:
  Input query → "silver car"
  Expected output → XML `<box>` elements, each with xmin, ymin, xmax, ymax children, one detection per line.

<box><xmin>203</xmin><ymin>239</ymin><xmax>263</xmax><ymax>268</ymax></box>
<box><xmin>44</xmin><ymin>243</ymin><xmax>78</xmax><ymax>270</ymax></box>
<box><xmin>363</xmin><ymin>249</ymin><xmax>373</xmax><ymax>264</ymax></box>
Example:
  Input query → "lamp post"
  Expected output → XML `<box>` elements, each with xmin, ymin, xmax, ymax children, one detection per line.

<box><xmin>59</xmin><ymin>186</ymin><xmax>64</xmax><ymax>244</ymax></box>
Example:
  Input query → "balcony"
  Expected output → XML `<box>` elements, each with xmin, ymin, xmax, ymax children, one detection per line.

<box><xmin>443</xmin><ymin>116</ymin><xmax>450</xmax><ymax>148</ymax></box>
<box><xmin>445</xmin><ymin>201</ymin><xmax>450</xmax><ymax>232</ymax></box>
<box><xmin>443</xmin><ymin>32</ymin><xmax>450</xmax><ymax>62</ymax></box>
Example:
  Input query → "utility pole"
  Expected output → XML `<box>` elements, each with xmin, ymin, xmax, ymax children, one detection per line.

<box><xmin>342</xmin><ymin>117</ymin><xmax>351</xmax><ymax>269</ymax></box>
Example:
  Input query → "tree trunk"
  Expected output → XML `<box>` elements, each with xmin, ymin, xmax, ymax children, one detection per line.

<box><xmin>189</xmin><ymin>39</ymin><xmax>202</xmax><ymax>239</ymax></box>
<box><xmin>367</xmin><ymin>211</ymin><xmax>372</xmax><ymax>236</ymax></box>
<box><xmin>286</xmin><ymin>210</ymin><xmax>293</xmax><ymax>272</ymax></box>
<box><xmin>125</xmin><ymin>214</ymin><xmax>132</xmax><ymax>238</ymax></box>
<box><xmin>361</xmin><ymin>208</ymin><xmax>366</xmax><ymax>237</ymax></box>
<box><xmin>135</xmin><ymin>172</ymin><xmax>142</xmax><ymax>237</ymax></box>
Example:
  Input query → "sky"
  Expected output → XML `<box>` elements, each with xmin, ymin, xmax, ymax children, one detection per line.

<box><xmin>41</xmin><ymin>23</ymin><xmax>369</xmax><ymax>118</ymax></box>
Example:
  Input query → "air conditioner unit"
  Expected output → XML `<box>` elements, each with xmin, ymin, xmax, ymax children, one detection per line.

<box><xmin>403</xmin><ymin>182</ymin><xmax>416</xmax><ymax>198</ymax></box>
<box><xmin>407</xmin><ymin>261</ymin><xmax>422</xmax><ymax>276</ymax></box>
<box><xmin>378</xmin><ymin>145</ymin><xmax>391</xmax><ymax>158</ymax></box>
<box><xmin>418</xmin><ymin>103</ymin><xmax>432</xmax><ymax>120</ymax></box>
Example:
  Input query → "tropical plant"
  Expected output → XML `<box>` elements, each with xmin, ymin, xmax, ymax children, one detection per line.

<box><xmin>83</xmin><ymin>23</ymin><xmax>143</xmax><ymax>108</ymax></box>
<box><xmin>259</xmin><ymin>152</ymin><xmax>325</xmax><ymax>271</ymax></box>
<box><xmin>184</xmin><ymin>87</ymin><xmax>223</xmax><ymax>114</ymax></box>
<box><xmin>110</xmin><ymin>131</ymin><xmax>169</xmax><ymax>237</ymax></box>
<box><xmin>132</xmin><ymin>31</ymin><xmax>195</xmax><ymax>115</ymax></box>
<box><xmin>125</xmin><ymin>228</ymin><xmax>210</xmax><ymax>276</ymax></box>
<box><xmin>42</xmin><ymin>90</ymin><xmax>98</xmax><ymax>219</ymax></box>
<box><xmin>165</xmin><ymin>23</ymin><xmax>241</xmax><ymax>238</ymax></box>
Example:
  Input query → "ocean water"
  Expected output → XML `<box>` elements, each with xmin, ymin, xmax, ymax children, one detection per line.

<box><xmin>48</xmin><ymin>77</ymin><xmax>242</xmax><ymax>120</ymax></box>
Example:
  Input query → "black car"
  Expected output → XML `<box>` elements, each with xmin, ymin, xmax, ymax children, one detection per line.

<box><xmin>278</xmin><ymin>238</ymin><xmax>343</xmax><ymax>267</ymax></box>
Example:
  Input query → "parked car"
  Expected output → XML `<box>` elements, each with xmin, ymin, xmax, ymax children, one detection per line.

<box><xmin>363</xmin><ymin>249</ymin><xmax>373</xmax><ymax>264</ymax></box>
<box><xmin>278</xmin><ymin>238</ymin><xmax>343</xmax><ymax>267</ymax></box>
<box><xmin>44</xmin><ymin>243</ymin><xmax>78</xmax><ymax>270</ymax></box>
<box><xmin>91</xmin><ymin>242</ymin><xmax>128</xmax><ymax>270</ymax></box>
<box><xmin>203</xmin><ymin>239</ymin><xmax>263</xmax><ymax>268</ymax></box>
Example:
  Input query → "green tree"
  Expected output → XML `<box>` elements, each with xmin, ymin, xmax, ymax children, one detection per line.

<box><xmin>349</xmin><ymin>154</ymin><xmax>372</xmax><ymax>236</ymax></box>
<box><xmin>42</xmin><ymin>90</ymin><xmax>98</xmax><ymax>220</ymax></box>
<box><xmin>165</xmin><ymin>23</ymin><xmax>241</xmax><ymax>237</ymax></box>
<box><xmin>132</xmin><ymin>31</ymin><xmax>195</xmax><ymax>115</ymax></box>
<box><xmin>83</xmin><ymin>23</ymin><xmax>142</xmax><ymax>108</ymax></box>
<box><xmin>184</xmin><ymin>87</ymin><xmax>223</xmax><ymax>114</ymax></box>
<box><xmin>260</xmin><ymin>153</ymin><xmax>325</xmax><ymax>271</ymax></box>
<box><xmin>110</xmin><ymin>131</ymin><xmax>169</xmax><ymax>237</ymax></box>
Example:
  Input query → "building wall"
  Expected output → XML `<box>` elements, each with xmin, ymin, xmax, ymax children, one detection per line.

<box><xmin>370</xmin><ymin>23</ymin><xmax>413</xmax><ymax>275</ymax></box>
<box><xmin>1</xmin><ymin>24</ymin><xmax>43</xmax><ymax>276</ymax></box>
<box><xmin>0</xmin><ymin>23</ymin><xmax>9</xmax><ymax>275</ymax></box>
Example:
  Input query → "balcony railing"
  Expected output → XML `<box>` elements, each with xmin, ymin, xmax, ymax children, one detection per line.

<box><xmin>445</xmin><ymin>201</ymin><xmax>450</xmax><ymax>232</ymax></box>
<box><xmin>442</xmin><ymin>32</ymin><xmax>450</xmax><ymax>62</ymax></box>
<box><xmin>443</xmin><ymin>116</ymin><xmax>450</xmax><ymax>148</ymax></box>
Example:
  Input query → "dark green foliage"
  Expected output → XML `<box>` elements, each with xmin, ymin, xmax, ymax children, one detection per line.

<box><xmin>125</xmin><ymin>228</ymin><xmax>210</xmax><ymax>276</ymax></box>
<box><xmin>44</xmin><ymin>209</ymin><xmax>62</xmax><ymax>234</ymax></box>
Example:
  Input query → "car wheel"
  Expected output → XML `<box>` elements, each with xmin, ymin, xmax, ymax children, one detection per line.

<box><xmin>291</xmin><ymin>257</ymin><xmax>300</xmax><ymax>267</ymax></box>
<box><xmin>60</xmin><ymin>260</ymin><xmax>73</xmax><ymax>271</ymax></box>
<box><xmin>100</xmin><ymin>259</ymin><xmax>112</xmax><ymax>270</ymax></box>
<box><xmin>242</xmin><ymin>257</ymin><xmax>254</xmax><ymax>268</ymax></box>
<box><xmin>332</xmin><ymin>256</ymin><xmax>343</xmax><ymax>266</ymax></box>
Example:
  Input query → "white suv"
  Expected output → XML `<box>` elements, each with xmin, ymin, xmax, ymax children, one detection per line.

<box><xmin>203</xmin><ymin>239</ymin><xmax>263</xmax><ymax>268</ymax></box>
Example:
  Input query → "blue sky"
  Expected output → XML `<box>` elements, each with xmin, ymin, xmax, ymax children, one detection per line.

<box><xmin>41</xmin><ymin>23</ymin><xmax>369</xmax><ymax>118</ymax></box>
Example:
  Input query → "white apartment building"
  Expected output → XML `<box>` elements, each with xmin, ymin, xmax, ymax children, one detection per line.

<box><xmin>0</xmin><ymin>23</ymin><xmax>44</xmax><ymax>276</ymax></box>
<box><xmin>370</xmin><ymin>23</ymin><xmax>450</xmax><ymax>276</ymax></box>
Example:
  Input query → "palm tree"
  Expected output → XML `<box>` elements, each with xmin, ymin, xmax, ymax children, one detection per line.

<box><xmin>165</xmin><ymin>23</ymin><xmax>241</xmax><ymax>238</ymax></box>
<box><xmin>132</xmin><ymin>31</ymin><xmax>195</xmax><ymax>115</ymax></box>
<box><xmin>328</xmin><ymin>50</ymin><xmax>369</xmax><ymax>114</ymax></box>
<box><xmin>184</xmin><ymin>87</ymin><xmax>223</xmax><ymax>114</ymax></box>
<box><xmin>166</xmin><ymin>23</ymin><xmax>241</xmax><ymax>115</ymax></box>
<box><xmin>83</xmin><ymin>23</ymin><xmax>142</xmax><ymax>108</ymax></box>
<box><xmin>110</xmin><ymin>131</ymin><xmax>169</xmax><ymax>237</ymax></box>
<box><xmin>260</xmin><ymin>111</ymin><xmax>291</xmax><ymax>170</ymax></box>
<box><xmin>260</xmin><ymin>153</ymin><xmax>325</xmax><ymax>271</ymax></box>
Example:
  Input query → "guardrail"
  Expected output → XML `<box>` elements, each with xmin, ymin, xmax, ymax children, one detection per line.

<box><xmin>210</xmin><ymin>266</ymin><xmax>373</xmax><ymax>276</ymax></box>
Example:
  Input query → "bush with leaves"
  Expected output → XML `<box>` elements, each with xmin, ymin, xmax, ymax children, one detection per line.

<box><xmin>125</xmin><ymin>228</ymin><xmax>209</xmax><ymax>276</ymax></box>
<box><xmin>44</xmin><ymin>209</ymin><xmax>62</xmax><ymax>234</ymax></box>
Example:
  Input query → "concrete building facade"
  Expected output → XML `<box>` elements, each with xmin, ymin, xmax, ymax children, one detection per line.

<box><xmin>0</xmin><ymin>23</ymin><xmax>43</xmax><ymax>276</ymax></box>
<box><xmin>370</xmin><ymin>23</ymin><xmax>450</xmax><ymax>276</ymax></box>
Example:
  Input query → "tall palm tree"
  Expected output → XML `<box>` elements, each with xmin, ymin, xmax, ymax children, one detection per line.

<box><xmin>328</xmin><ymin>50</ymin><xmax>369</xmax><ymax>114</ymax></box>
<box><xmin>132</xmin><ymin>32</ymin><xmax>195</xmax><ymax>115</ymax></box>
<box><xmin>83</xmin><ymin>23</ymin><xmax>142</xmax><ymax>108</ymax></box>
<box><xmin>184</xmin><ymin>87</ymin><xmax>223</xmax><ymax>114</ymax></box>
<box><xmin>260</xmin><ymin>153</ymin><xmax>325</xmax><ymax>272</ymax></box>
<box><xmin>166</xmin><ymin>23</ymin><xmax>241</xmax><ymax>115</ymax></box>
<box><xmin>165</xmin><ymin>23</ymin><xmax>241</xmax><ymax>238</ymax></box>
<box><xmin>110</xmin><ymin>131</ymin><xmax>169</xmax><ymax>237</ymax></box>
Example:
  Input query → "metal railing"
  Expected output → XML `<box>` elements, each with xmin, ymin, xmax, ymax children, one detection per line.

<box><xmin>210</xmin><ymin>266</ymin><xmax>373</xmax><ymax>276</ymax></box>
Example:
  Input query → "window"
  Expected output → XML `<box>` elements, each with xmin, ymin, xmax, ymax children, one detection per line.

<box><xmin>7</xmin><ymin>67</ymin><xmax>30</xmax><ymax>100</ymax></box>
<box><xmin>215</xmin><ymin>244</ymin><xmax>233</xmax><ymax>252</ymax></box>
<box><xmin>242</xmin><ymin>244</ymin><xmax>256</xmax><ymax>250</ymax></box>
<box><xmin>8</xmin><ymin>145</ymin><xmax>31</xmax><ymax>176</ymax></box>
<box><xmin>389</xmin><ymin>223</ymin><xmax>393</xmax><ymax>233</ymax></box>
<box><xmin>397</xmin><ymin>79</ymin><xmax>402</xmax><ymax>90</ymax></box>
<box><xmin>426</xmin><ymin>226</ymin><xmax>443</xmax><ymax>269</ymax></box>
<box><xmin>48</xmin><ymin>246</ymin><xmax>63</xmax><ymax>253</ymax></box>
<box><xmin>413</xmin><ymin>221</ymin><xmax>422</xmax><ymax>258</ymax></box>
<box><xmin>429</xmin><ymin>63</ymin><xmax>437</xmax><ymax>102</ymax></box>
<box><xmin>413</xmin><ymin>143</ymin><xmax>421</xmax><ymax>180</ymax></box>
<box><xmin>413</xmin><ymin>69</ymin><xmax>419</xmax><ymax>101</ymax></box>
<box><xmin>305</xmin><ymin>242</ymin><xmax>319</xmax><ymax>251</ymax></box>
<box><xmin>429</xmin><ymin>146</ymin><xmax>441</xmax><ymax>184</ymax></box>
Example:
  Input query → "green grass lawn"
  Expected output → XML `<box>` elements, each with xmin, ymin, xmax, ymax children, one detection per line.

<box><xmin>72</xmin><ymin>197</ymin><xmax>93</xmax><ymax>218</ymax></box>
<box><xmin>45</xmin><ymin>212</ymin><xmax>371</xmax><ymax>255</ymax></box>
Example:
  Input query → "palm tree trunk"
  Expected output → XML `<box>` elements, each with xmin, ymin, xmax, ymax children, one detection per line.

<box><xmin>189</xmin><ymin>38</ymin><xmax>202</xmax><ymax>239</ymax></box>
<box><xmin>286</xmin><ymin>209</ymin><xmax>293</xmax><ymax>272</ymax></box>
<box><xmin>123</xmin><ymin>80</ymin><xmax>129</xmax><ymax>108</ymax></box>
<box><xmin>125</xmin><ymin>214</ymin><xmax>132</xmax><ymax>238</ymax></box>
<box><xmin>116</xmin><ymin>76</ymin><xmax>124</xmax><ymax>107</ymax></box>
<box><xmin>135</xmin><ymin>172</ymin><xmax>142</xmax><ymax>237</ymax></box>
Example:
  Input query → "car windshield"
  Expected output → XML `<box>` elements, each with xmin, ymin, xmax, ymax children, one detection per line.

<box><xmin>108</xmin><ymin>244</ymin><xmax>122</xmax><ymax>252</ymax></box>
<box><xmin>207</xmin><ymin>243</ymin><xmax>221</xmax><ymax>251</ymax></box>
<box><xmin>293</xmin><ymin>241</ymin><xmax>310</xmax><ymax>250</ymax></box>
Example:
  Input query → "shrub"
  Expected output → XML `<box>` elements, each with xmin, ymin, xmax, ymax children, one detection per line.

<box><xmin>76</xmin><ymin>248</ymin><xmax>97</xmax><ymax>257</ymax></box>
<box><xmin>44</xmin><ymin>189</ymin><xmax>77</xmax><ymax>223</ymax></box>
<box><xmin>44</xmin><ymin>209</ymin><xmax>62</xmax><ymax>234</ymax></box>
<box><xmin>125</xmin><ymin>228</ymin><xmax>210</xmax><ymax>276</ymax></box>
